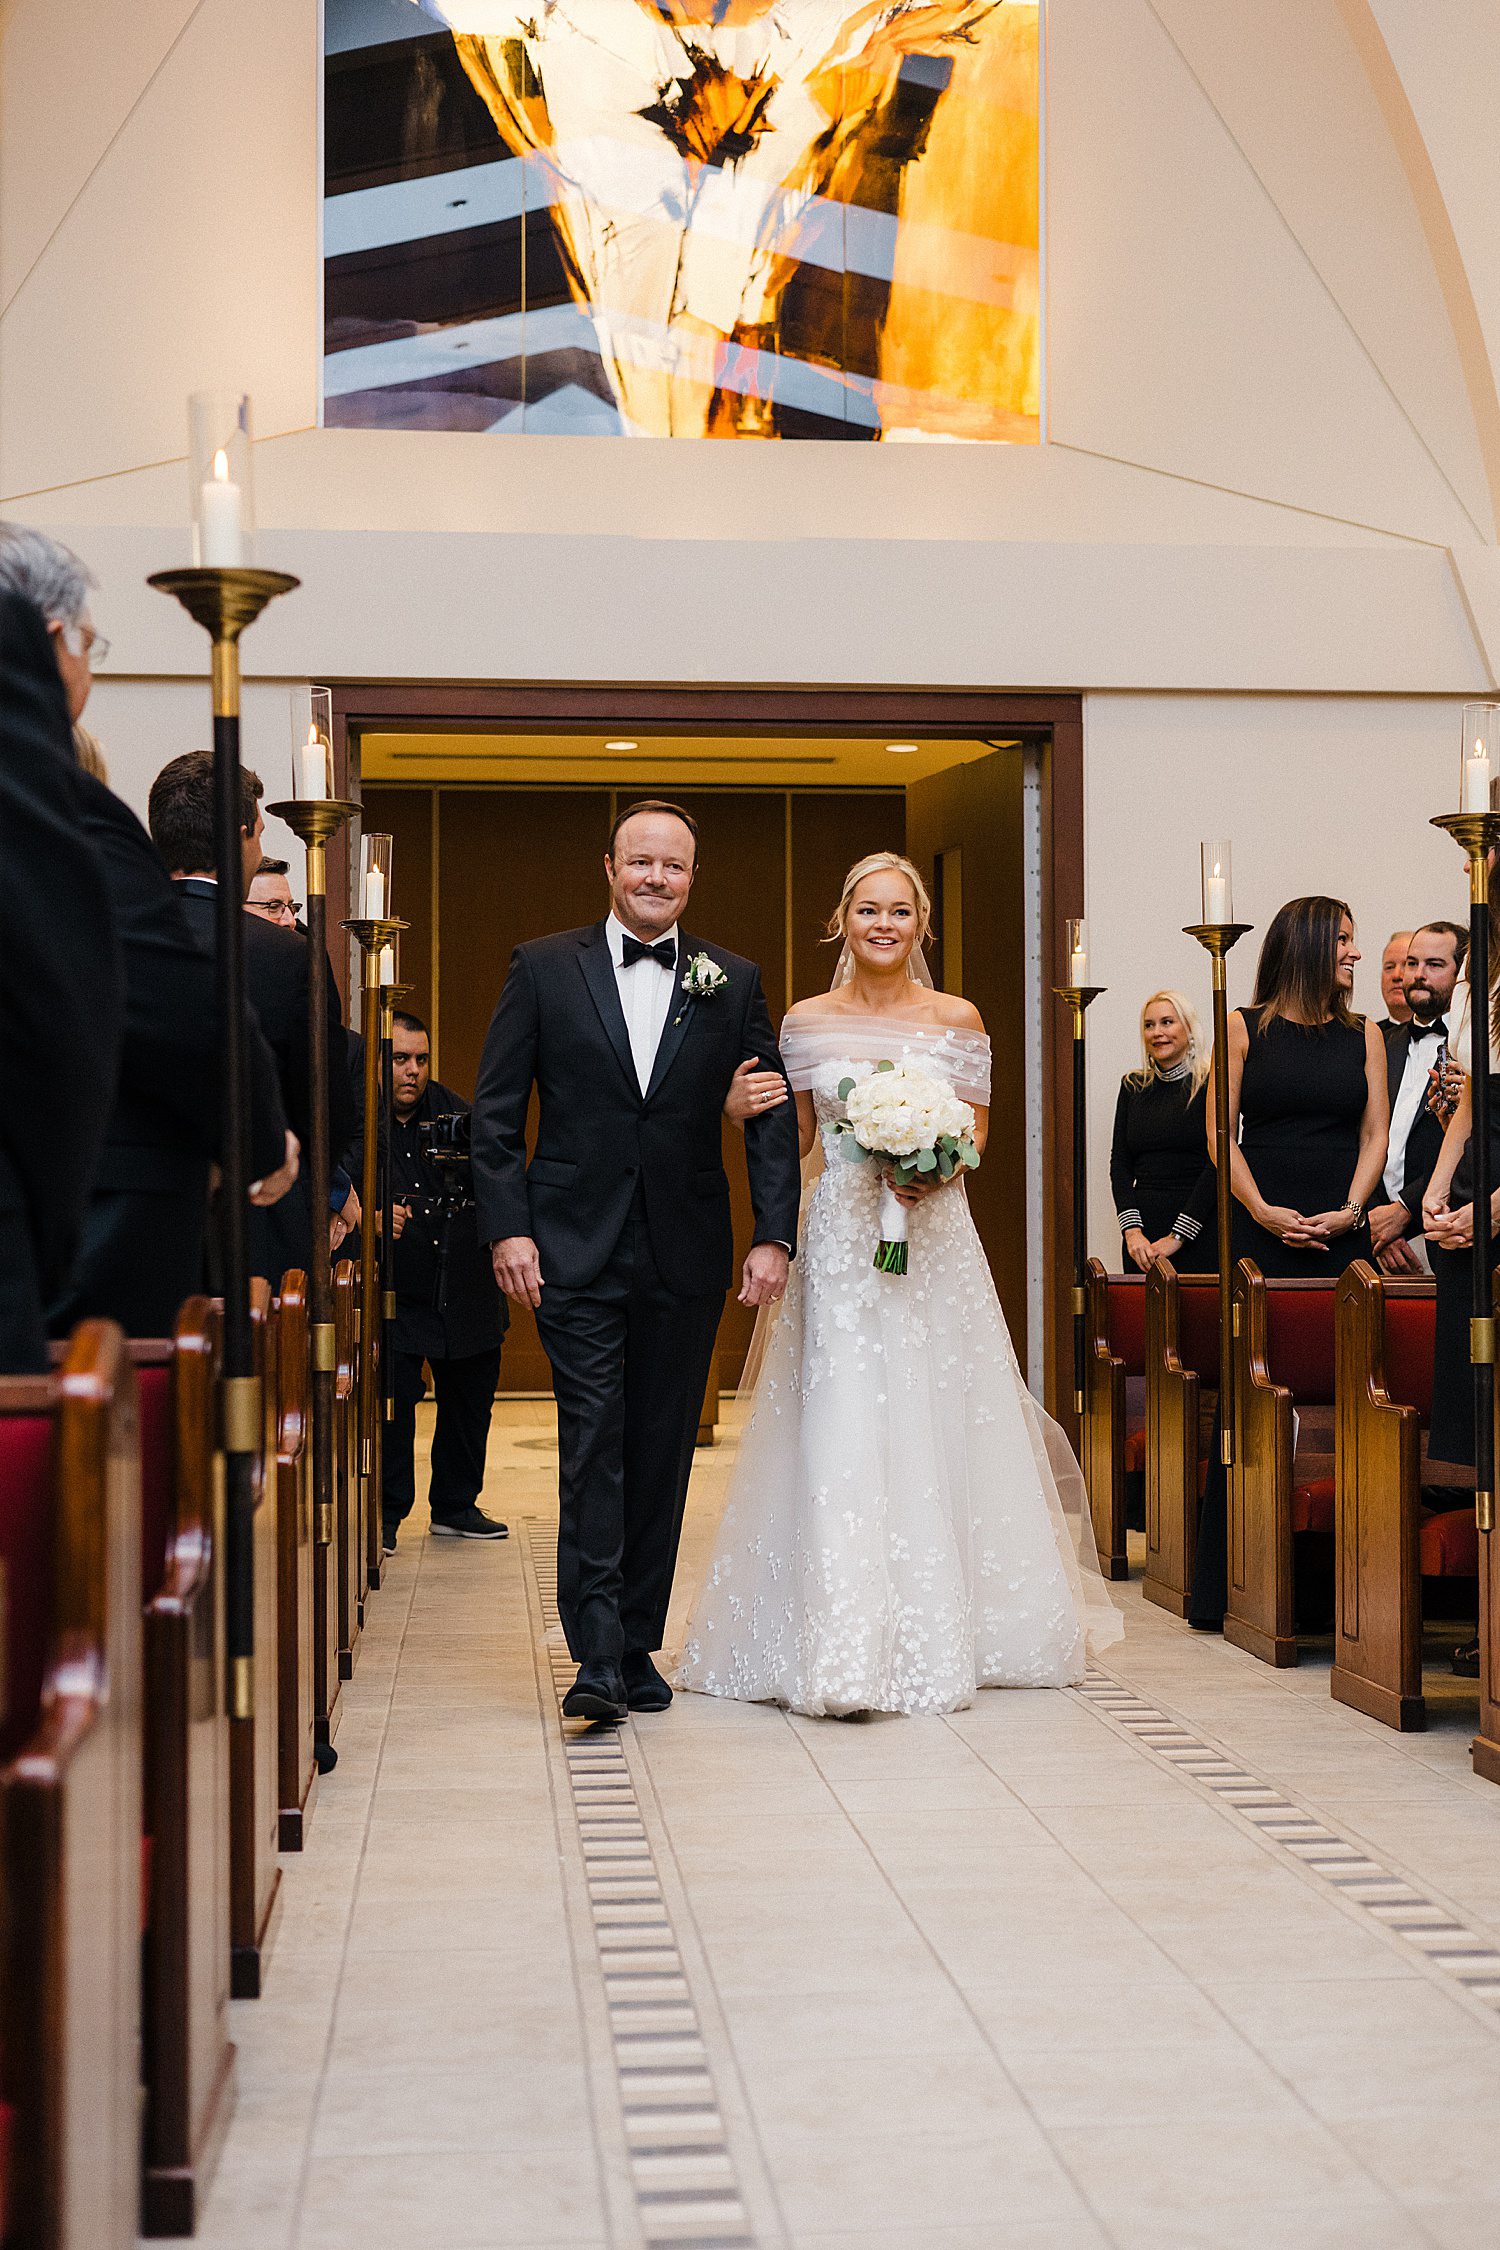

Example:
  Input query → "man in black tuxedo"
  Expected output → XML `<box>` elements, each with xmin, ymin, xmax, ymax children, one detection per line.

<box><xmin>473</xmin><ymin>801</ymin><xmax>801</xmax><ymax>1720</ymax></box>
<box><xmin>0</xmin><ymin>582</ymin><xmax>122</xmax><ymax>1368</ymax></box>
<box><xmin>1368</xmin><ymin>921</ymin><xmax>1467</xmax><ymax>1276</ymax></box>
<box><xmin>149</xmin><ymin>752</ymin><xmax>358</xmax><ymax>1280</ymax></box>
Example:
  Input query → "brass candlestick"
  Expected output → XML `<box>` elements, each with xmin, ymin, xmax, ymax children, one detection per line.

<box><xmin>1431</xmin><ymin>810</ymin><xmax>1500</xmax><ymax>1535</ymax></box>
<box><xmin>1053</xmin><ymin>983</ymin><xmax>1106</xmax><ymax>1418</ymax></box>
<box><xmin>1185</xmin><ymin>922</ymin><xmax>1254</xmax><ymax>1467</ymax></box>
<box><xmin>150</xmin><ymin>564</ymin><xmax>298</xmax><ymax>1717</ymax></box>
<box><xmin>344</xmin><ymin>916</ymin><xmax>406</xmax><ymax>1594</ymax></box>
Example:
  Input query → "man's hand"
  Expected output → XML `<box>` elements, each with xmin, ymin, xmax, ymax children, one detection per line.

<box><xmin>739</xmin><ymin>1242</ymin><xmax>789</xmax><ymax>1308</ymax></box>
<box><xmin>249</xmin><ymin>1130</ymin><xmax>300</xmax><ymax>1207</ymax></box>
<box><xmin>492</xmin><ymin>1235</ymin><xmax>544</xmax><ymax>1308</ymax></box>
<box><xmin>1368</xmin><ymin>1200</ymin><xmax>1409</xmax><ymax>1253</ymax></box>
<box><xmin>392</xmin><ymin>1200</ymin><xmax>410</xmax><ymax>1240</ymax></box>
<box><xmin>330</xmin><ymin>1186</ymin><xmax>361</xmax><ymax>1253</ymax></box>
<box><xmin>1377</xmin><ymin>1237</ymin><xmax>1424</xmax><ymax>1275</ymax></box>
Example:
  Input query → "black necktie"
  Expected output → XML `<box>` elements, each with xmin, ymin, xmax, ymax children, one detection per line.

<box><xmin>623</xmin><ymin>935</ymin><xmax>675</xmax><ymax>970</ymax></box>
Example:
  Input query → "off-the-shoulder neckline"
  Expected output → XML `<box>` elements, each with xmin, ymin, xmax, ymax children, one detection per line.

<box><xmin>783</xmin><ymin>1009</ymin><xmax>987</xmax><ymax>1038</ymax></box>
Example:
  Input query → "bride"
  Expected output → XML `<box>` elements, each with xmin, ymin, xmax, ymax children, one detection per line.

<box><xmin>675</xmin><ymin>852</ymin><xmax>1123</xmax><ymax>1717</ymax></box>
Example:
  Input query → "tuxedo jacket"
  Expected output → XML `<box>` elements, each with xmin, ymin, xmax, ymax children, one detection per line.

<box><xmin>472</xmin><ymin>922</ymin><xmax>800</xmax><ymax>1297</ymax></box>
<box><xmin>0</xmin><ymin>594</ymin><xmax>122</xmax><ymax>1367</ymax></box>
<box><xmin>1384</xmin><ymin>1019</ymin><xmax>1446</xmax><ymax>1236</ymax></box>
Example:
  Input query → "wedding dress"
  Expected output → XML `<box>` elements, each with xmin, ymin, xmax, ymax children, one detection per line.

<box><xmin>675</xmin><ymin>1014</ymin><xmax>1123</xmax><ymax>1717</ymax></box>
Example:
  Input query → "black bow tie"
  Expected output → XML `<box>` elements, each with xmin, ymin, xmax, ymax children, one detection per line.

<box><xmin>622</xmin><ymin>935</ymin><xmax>676</xmax><ymax>971</ymax></box>
<box><xmin>1412</xmin><ymin>1017</ymin><xmax>1448</xmax><ymax>1040</ymax></box>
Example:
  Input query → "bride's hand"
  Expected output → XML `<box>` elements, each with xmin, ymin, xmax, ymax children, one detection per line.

<box><xmin>724</xmin><ymin>1058</ymin><xmax>789</xmax><ymax>1129</ymax></box>
<box><xmin>887</xmin><ymin>1168</ymin><xmax>948</xmax><ymax>1207</ymax></box>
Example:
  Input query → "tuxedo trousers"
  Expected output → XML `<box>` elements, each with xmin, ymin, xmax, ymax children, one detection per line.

<box><xmin>537</xmin><ymin>1189</ymin><xmax>722</xmax><ymax>1666</ymax></box>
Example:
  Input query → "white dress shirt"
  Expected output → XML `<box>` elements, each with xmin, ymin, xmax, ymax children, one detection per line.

<box><xmin>1383</xmin><ymin>1016</ymin><xmax>1449</xmax><ymax>1204</ymax></box>
<box><xmin>607</xmin><ymin>912</ymin><xmax>680</xmax><ymax>1095</ymax></box>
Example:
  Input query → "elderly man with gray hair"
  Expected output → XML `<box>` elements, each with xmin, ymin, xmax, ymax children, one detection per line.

<box><xmin>0</xmin><ymin>521</ymin><xmax>297</xmax><ymax>1337</ymax></box>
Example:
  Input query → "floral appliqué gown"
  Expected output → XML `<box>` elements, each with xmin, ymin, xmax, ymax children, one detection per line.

<box><xmin>675</xmin><ymin>1017</ymin><xmax>1123</xmax><ymax>1716</ymax></box>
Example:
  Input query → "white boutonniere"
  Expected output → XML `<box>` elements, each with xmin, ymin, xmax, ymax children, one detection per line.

<box><xmin>682</xmin><ymin>952</ymin><xmax>728</xmax><ymax>1001</ymax></box>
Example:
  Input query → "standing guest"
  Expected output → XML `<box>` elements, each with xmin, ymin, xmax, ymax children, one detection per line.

<box><xmin>1369</xmin><ymin>922</ymin><xmax>1467</xmax><ymax>1276</ymax></box>
<box><xmin>0</xmin><ymin>582</ymin><xmax>122</xmax><ymax>1370</ymax></box>
<box><xmin>380</xmin><ymin>1012</ymin><xmax>508</xmax><ymax>1551</ymax></box>
<box><xmin>246</xmin><ymin>857</ymin><xmax>298</xmax><ymax>928</ymax></box>
<box><xmin>0</xmin><ymin>527</ymin><xmax>297</xmax><ymax>1340</ymax></box>
<box><xmin>1376</xmin><ymin>929</ymin><xmax>1416</xmax><ymax>1039</ymax></box>
<box><xmin>150</xmin><ymin>753</ymin><xmax>357</xmax><ymax>1282</ymax></box>
<box><xmin>1110</xmin><ymin>991</ymin><xmax>1214</xmax><ymax>1274</ymax></box>
<box><xmin>1210</xmin><ymin>897</ymin><xmax>1387</xmax><ymax>1279</ymax></box>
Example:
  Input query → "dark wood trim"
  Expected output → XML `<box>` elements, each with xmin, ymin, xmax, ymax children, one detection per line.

<box><xmin>329</xmin><ymin>681</ymin><xmax>1085</xmax><ymax>1419</ymax></box>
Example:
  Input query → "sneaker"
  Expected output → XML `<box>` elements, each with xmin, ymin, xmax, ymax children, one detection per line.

<box><xmin>430</xmin><ymin>1505</ymin><xmax>509</xmax><ymax>1540</ymax></box>
<box><xmin>382</xmin><ymin>1525</ymin><xmax>398</xmax><ymax>1556</ymax></box>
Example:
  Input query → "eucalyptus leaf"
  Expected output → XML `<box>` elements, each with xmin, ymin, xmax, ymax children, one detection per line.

<box><xmin>916</xmin><ymin>1148</ymin><xmax>937</xmax><ymax>1173</ymax></box>
<box><xmin>837</xmin><ymin>1077</ymin><xmax>856</xmax><ymax>1100</ymax></box>
<box><xmin>875</xmin><ymin>1058</ymin><xmax>896</xmax><ymax>1073</ymax></box>
<box><xmin>960</xmin><ymin>1143</ymin><xmax>981</xmax><ymax>1169</ymax></box>
<box><xmin>841</xmin><ymin>1138</ymin><xmax>870</xmax><ymax>1162</ymax></box>
<box><xmin>938</xmin><ymin>1152</ymin><xmax>955</xmax><ymax>1179</ymax></box>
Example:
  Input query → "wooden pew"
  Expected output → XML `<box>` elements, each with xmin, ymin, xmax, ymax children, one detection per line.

<box><xmin>1143</xmin><ymin>1267</ymin><xmax>1220</xmax><ymax>1618</ymax></box>
<box><xmin>1226</xmin><ymin>1265</ymin><xmax>1339</xmax><ymax>1666</ymax></box>
<box><xmin>138</xmin><ymin>1305</ymin><xmax>234</xmax><ymax>2235</ymax></box>
<box><xmin>230</xmin><ymin>1281</ymin><xmax>282</xmax><ymax>1999</ymax></box>
<box><xmin>1333</xmin><ymin>1263</ymin><xmax>1479</xmax><ymax>1732</ymax></box>
<box><xmin>275</xmin><ymin>1274</ymin><xmax>318</xmax><ymax>1851</ymax></box>
<box><xmin>0</xmin><ymin>1322</ymin><xmax>141</xmax><ymax>2250</ymax></box>
<box><xmin>1080</xmin><ymin>1261</ymin><xmax>1144</xmax><ymax>1582</ymax></box>
<box><xmin>333</xmin><ymin>1259</ymin><xmax>360</xmax><ymax>1681</ymax></box>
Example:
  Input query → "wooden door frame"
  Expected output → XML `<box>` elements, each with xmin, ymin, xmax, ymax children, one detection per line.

<box><xmin>329</xmin><ymin>682</ymin><xmax>1085</xmax><ymax>1420</ymax></box>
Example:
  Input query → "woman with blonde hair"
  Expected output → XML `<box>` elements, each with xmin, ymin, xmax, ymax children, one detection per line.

<box><xmin>1110</xmin><ymin>988</ymin><xmax>1214</xmax><ymax>1274</ymax></box>
<box><xmin>676</xmin><ymin>848</ymin><xmax>1122</xmax><ymax>1717</ymax></box>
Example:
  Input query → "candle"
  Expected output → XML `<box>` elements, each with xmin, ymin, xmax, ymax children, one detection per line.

<box><xmin>198</xmin><ymin>447</ymin><xmax>245</xmax><ymax>567</ymax></box>
<box><xmin>362</xmin><ymin>867</ymin><xmax>385</xmax><ymax>920</ymax></box>
<box><xmin>297</xmin><ymin>725</ymin><xmax>329</xmax><ymax>800</ymax></box>
<box><xmin>1463</xmin><ymin>736</ymin><xmax>1492</xmax><ymax>814</ymax></box>
<box><xmin>377</xmin><ymin>944</ymin><xmax>395</xmax><ymax>986</ymax></box>
<box><xmin>1069</xmin><ymin>937</ymin><xmax>1089</xmax><ymax>985</ymax></box>
<box><xmin>1205</xmin><ymin>864</ymin><xmax>1230</xmax><ymax>923</ymax></box>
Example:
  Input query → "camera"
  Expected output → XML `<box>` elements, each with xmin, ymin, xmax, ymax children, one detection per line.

<box><xmin>415</xmin><ymin>1108</ymin><xmax>473</xmax><ymax>1201</ymax></box>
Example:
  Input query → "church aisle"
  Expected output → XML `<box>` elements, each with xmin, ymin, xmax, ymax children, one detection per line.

<box><xmin>193</xmin><ymin>1402</ymin><xmax>1500</xmax><ymax>2250</ymax></box>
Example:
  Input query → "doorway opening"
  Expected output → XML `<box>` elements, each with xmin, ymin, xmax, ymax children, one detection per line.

<box><xmin>330</xmin><ymin>689</ymin><xmax>1083</xmax><ymax>1417</ymax></box>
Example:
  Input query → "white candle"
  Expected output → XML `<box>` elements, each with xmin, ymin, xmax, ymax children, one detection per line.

<box><xmin>297</xmin><ymin>726</ymin><xmax>328</xmax><ymax>800</ymax></box>
<box><xmin>1069</xmin><ymin>940</ymin><xmax>1089</xmax><ymax>984</ymax></box>
<box><xmin>199</xmin><ymin>448</ymin><xmax>245</xmax><ymax>567</ymax></box>
<box><xmin>362</xmin><ymin>867</ymin><xmax>385</xmax><ymax>920</ymax></box>
<box><xmin>377</xmin><ymin>944</ymin><xmax>395</xmax><ymax>986</ymax></box>
<box><xmin>1205</xmin><ymin>866</ymin><xmax>1230</xmax><ymax>923</ymax></box>
<box><xmin>1463</xmin><ymin>739</ymin><xmax>1492</xmax><ymax>814</ymax></box>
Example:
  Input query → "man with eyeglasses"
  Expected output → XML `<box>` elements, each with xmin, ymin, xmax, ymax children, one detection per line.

<box><xmin>246</xmin><ymin>857</ymin><xmax>300</xmax><ymax>929</ymax></box>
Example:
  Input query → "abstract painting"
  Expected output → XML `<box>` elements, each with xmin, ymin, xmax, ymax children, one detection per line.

<box><xmin>323</xmin><ymin>0</ymin><xmax>1040</xmax><ymax>440</ymax></box>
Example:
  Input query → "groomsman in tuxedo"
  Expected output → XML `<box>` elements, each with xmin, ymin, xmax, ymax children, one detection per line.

<box><xmin>1368</xmin><ymin>922</ymin><xmax>1467</xmax><ymax>1275</ymax></box>
<box><xmin>472</xmin><ymin>801</ymin><xmax>801</xmax><ymax>1720</ymax></box>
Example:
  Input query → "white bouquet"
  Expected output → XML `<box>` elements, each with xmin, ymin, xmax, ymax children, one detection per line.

<box><xmin>832</xmin><ymin>1060</ymin><xmax>979</xmax><ymax>1274</ymax></box>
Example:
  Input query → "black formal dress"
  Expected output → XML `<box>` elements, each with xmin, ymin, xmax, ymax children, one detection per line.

<box><xmin>50</xmin><ymin>790</ymin><xmax>287</xmax><ymax>1339</ymax></box>
<box><xmin>472</xmin><ymin>921</ymin><xmax>801</xmax><ymax>1667</ymax></box>
<box><xmin>175</xmin><ymin>878</ymin><xmax>356</xmax><ymax>1282</ymax></box>
<box><xmin>1109</xmin><ymin>1068</ymin><xmax>1215</xmax><ymax>1273</ymax></box>
<box><xmin>0</xmin><ymin>595</ymin><xmax>122</xmax><ymax>1370</ymax></box>
<box><xmin>380</xmin><ymin>1080</ymin><xmax>509</xmax><ymax>1538</ymax></box>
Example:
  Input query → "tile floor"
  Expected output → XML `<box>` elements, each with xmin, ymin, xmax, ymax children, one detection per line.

<box><xmin>192</xmin><ymin>1400</ymin><xmax>1500</xmax><ymax>2250</ymax></box>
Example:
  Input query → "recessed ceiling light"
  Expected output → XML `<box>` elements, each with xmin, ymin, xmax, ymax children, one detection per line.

<box><xmin>606</xmin><ymin>738</ymin><xmax>639</xmax><ymax>751</ymax></box>
<box><xmin>886</xmin><ymin>742</ymin><xmax>919</xmax><ymax>755</ymax></box>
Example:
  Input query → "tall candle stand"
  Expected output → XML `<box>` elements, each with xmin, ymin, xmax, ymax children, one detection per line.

<box><xmin>1431</xmin><ymin>809</ymin><xmax>1500</xmax><ymax>1536</ymax></box>
<box><xmin>266</xmin><ymin>770</ymin><xmax>355</xmax><ymax>1740</ymax></box>
<box><xmin>345</xmin><ymin>913</ymin><xmax>406</xmax><ymax>1595</ymax></box>
<box><xmin>149</xmin><ymin>562</ymin><xmax>298</xmax><ymax>1717</ymax></box>
<box><xmin>1185</xmin><ymin>915</ymin><xmax>1253</xmax><ymax>1467</ymax></box>
<box><xmin>1053</xmin><ymin>961</ymin><xmax>1105</xmax><ymax>1421</ymax></box>
<box><xmin>378</xmin><ymin>957</ymin><xmax>404</xmax><ymax>1436</ymax></box>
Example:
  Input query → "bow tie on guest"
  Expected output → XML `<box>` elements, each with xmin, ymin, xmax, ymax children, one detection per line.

<box><xmin>1410</xmin><ymin>1017</ymin><xmax>1448</xmax><ymax>1041</ymax></box>
<box><xmin>623</xmin><ymin>935</ymin><xmax>677</xmax><ymax>970</ymax></box>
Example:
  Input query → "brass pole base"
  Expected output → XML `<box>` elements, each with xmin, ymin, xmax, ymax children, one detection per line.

<box><xmin>149</xmin><ymin>565</ymin><xmax>299</xmax><ymax>641</ymax></box>
<box><xmin>267</xmin><ymin>796</ymin><xmax>358</xmax><ymax>847</ymax></box>
<box><xmin>345</xmin><ymin>917</ymin><xmax>410</xmax><ymax>949</ymax></box>
<box><xmin>1184</xmin><ymin>922</ymin><xmax>1255</xmax><ymax>959</ymax></box>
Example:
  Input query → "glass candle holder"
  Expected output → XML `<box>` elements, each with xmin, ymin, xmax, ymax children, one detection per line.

<box><xmin>188</xmin><ymin>391</ymin><xmax>254</xmax><ymax>568</ymax></box>
<box><xmin>1460</xmin><ymin>705</ymin><xmax>1500</xmax><ymax>814</ymax></box>
<box><xmin>1200</xmin><ymin>840</ymin><xmax>1233</xmax><ymax>925</ymax></box>
<box><xmin>359</xmin><ymin>833</ymin><xmax>392</xmax><ymax>922</ymax></box>
<box><xmin>293</xmin><ymin>687</ymin><xmax>334</xmax><ymax>801</ymax></box>
<box><xmin>1066</xmin><ymin>917</ymin><xmax>1089</xmax><ymax>986</ymax></box>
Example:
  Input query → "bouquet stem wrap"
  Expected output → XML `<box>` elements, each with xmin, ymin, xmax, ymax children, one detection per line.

<box><xmin>875</xmin><ymin>1181</ymin><xmax>909</xmax><ymax>1275</ymax></box>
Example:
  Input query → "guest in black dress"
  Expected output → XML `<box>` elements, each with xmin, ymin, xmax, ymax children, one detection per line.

<box><xmin>1110</xmin><ymin>990</ymin><xmax>1215</xmax><ymax>1274</ymax></box>
<box><xmin>1190</xmin><ymin>897</ymin><xmax>1389</xmax><ymax>1625</ymax></box>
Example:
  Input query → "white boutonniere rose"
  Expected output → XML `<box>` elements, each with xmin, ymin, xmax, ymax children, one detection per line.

<box><xmin>682</xmin><ymin>952</ymin><xmax>728</xmax><ymax>1001</ymax></box>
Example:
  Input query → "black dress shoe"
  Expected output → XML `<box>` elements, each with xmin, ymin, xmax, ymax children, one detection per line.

<box><xmin>430</xmin><ymin>1505</ymin><xmax>509</xmax><ymax>1539</ymax></box>
<box><xmin>562</xmin><ymin>1663</ymin><xmax>628</xmax><ymax>1722</ymax></box>
<box><xmin>1453</xmin><ymin>1637</ymin><xmax>1481</xmax><ymax>1677</ymax></box>
<box><xmin>623</xmin><ymin>1650</ymin><xmax>673</xmax><ymax>1712</ymax></box>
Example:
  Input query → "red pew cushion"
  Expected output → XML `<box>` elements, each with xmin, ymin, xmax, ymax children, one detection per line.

<box><xmin>1420</xmin><ymin>1508</ymin><xmax>1479</xmax><ymax>1578</ymax></box>
<box><xmin>1383</xmin><ymin>1295</ymin><xmax>1435</xmax><ymax>1420</ymax></box>
<box><xmin>1107</xmin><ymin>1281</ymin><xmax>1147</xmax><ymax>1374</ymax></box>
<box><xmin>0</xmin><ymin>1416</ymin><xmax>54</xmax><ymax>1766</ymax></box>
<box><xmin>138</xmin><ymin>1363</ymin><xmax>173</xmax><ymax>1603</ymax></box>
<box><xmin>1292</xmin><ymin>1477</ymin><xmax>1336</xmax><ymax>1535</ymax></box>
<box><xmin>1267</xmin><ymin>1288</ymin><xmax>1336</xmax><ymax>1403</ymax></box>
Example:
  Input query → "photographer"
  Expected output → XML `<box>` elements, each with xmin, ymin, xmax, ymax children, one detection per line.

<box><xmin>382</xmin><ymin>1011</ymin><xmax>508</xmax><ymax>1551</ymax></box>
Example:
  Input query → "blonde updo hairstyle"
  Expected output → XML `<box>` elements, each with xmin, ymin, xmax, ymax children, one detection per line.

<box><xmin>826</xmin><ymin>851</ymin><xmax>934</xmax><ymax>961</ymax></box>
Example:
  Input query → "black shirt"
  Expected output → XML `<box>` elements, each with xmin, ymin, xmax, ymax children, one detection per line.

<box><xmin>390</xmin><ymin>1081</ymin><xmax>507</xmax><ymax>1362</ymax></box>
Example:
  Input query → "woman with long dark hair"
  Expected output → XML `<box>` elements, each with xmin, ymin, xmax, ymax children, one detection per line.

<box><xmin>1209</xmin><ymin>895</ymin><xmax>1388</xmax><ymax>1279</ymax></box>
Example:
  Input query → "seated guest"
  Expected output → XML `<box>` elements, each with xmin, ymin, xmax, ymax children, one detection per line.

<box><xmin>1376</xmin><ymin>928</ymin><xmax>1415</xmax><ymax>1039</ymax></box>
<box><xmin>0</xmin><ymin>527</ymin><xmax>297</xmax><ymax>1339</ymax></box>
<box><xmin>1211</xmin><ymin>896</ymin><xmax>1387</xmax><ymax>1279</ymax></box>
<box><xmin>149</xmin><ymin>753</ymin><xmax>357</xmax><ymax>1282</ymax></box>
<box><xmin>1110</xmin><ymin>990</ymin><xmax>1214</xmax><ymax>1273</ymax></box>
<box><xmin>0</xmin><ymin>575</ymin><xmax>122</xmax><ymax>1369</ymax></box>
<box><xmin>1369</xmin><ymin>921</ymin><xmax>1466</xmax><ymax>1276</ymax></box>
<box><xmin>246</xmin><ymin>856</ymin><xmax>298</xmax><ymax>928</ymax></box>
